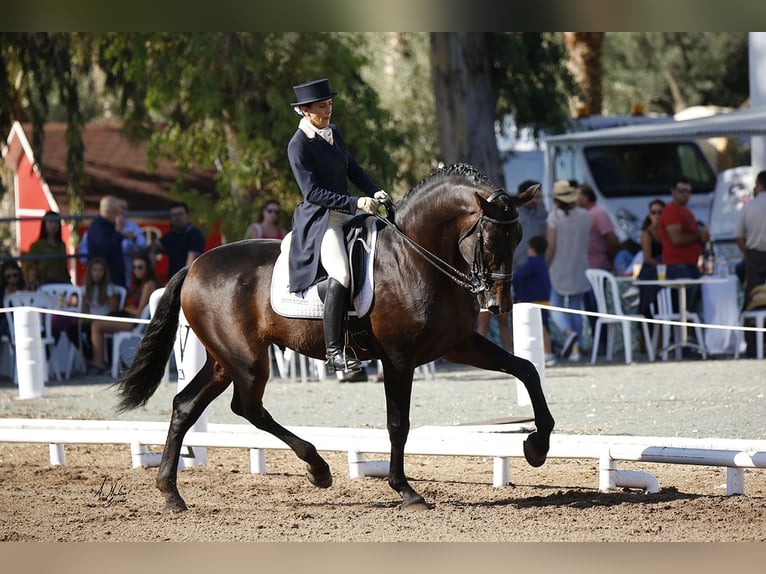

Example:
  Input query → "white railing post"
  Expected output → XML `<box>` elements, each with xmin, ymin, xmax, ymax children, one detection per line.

<box><xmin>511</xmin><ymin>303</ymin><xmax>545</xmax><ymax>406</ymax></box>
<box><xmin>14</xmin><ymin>308</ymin><xmax>46</xmax><ymax>399</ymax></box>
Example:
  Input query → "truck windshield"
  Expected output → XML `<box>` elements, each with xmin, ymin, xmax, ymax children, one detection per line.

<box><xmin>583</xmin><ymin>143</ymin><xmax>716</xmax><ymax>198</ymax></box>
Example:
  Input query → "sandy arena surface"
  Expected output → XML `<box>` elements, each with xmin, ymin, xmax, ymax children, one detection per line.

<box><xmin>1</xmin><ymin>359</ymin><xmax>765</xmax><ymax>542</ymax></box>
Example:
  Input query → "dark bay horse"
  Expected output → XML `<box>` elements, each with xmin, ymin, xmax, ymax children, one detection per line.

<box><xmin>115</xmin><ymin>163</ymin><xmax>554</xmax><ymax>512</ymax></box>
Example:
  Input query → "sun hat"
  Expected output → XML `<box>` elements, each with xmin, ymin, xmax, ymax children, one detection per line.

<box><xmin>291</xmin><ymin>78</ymin><xmax>338</xmax><ymax>107</ymax></box>
<box><xmin>553</xmin><ymin>180</ymin><xmax>578</xmax><ymax>204</ymax></box>
<box><xmin>746</xmin><ymin>284</ymin><xmax>766</xmax><ymax>311</ymax></box>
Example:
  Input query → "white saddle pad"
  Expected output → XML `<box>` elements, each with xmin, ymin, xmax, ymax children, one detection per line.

<box><xmin>270</xmin><ymin>221</ymin><xmax>377</xmax><ymax>319</ymax></box>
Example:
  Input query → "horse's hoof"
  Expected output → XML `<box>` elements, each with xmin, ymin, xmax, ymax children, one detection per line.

<box><xmin>306</xmin><ymin>465</ymin><xmax>333</xmax><ymax>489</ymax></box>
<box><xmin>398</xmin><ymin>498</ymin><xmax>431</xmax><ymax>513</ymax></box>
<box><xmin>162</xmin><ymin>496</ymin><xmax>188</xmax><ymax>513</ymax></box>
<box><xmin>523</xmin><ymin>435</ymin><xmax>548</xmax><ymax>468</ymax></box>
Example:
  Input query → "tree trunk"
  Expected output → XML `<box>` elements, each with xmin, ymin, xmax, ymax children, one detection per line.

<box><xmin>564</xmin><ymin>32</ymin><xmax>604</xmax><ymax>115</ymax></box>
<box><xmin>429</xmin><ymin>33</ymin><xmax>504</xmax><ymax>188</ymax></box>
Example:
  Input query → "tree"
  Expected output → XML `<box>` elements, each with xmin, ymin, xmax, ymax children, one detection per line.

<box><xmin>348</xmin><ymin>32</ymin><xmax>438</xmax><ymax>194</ymax></box>
<box><xmin>0</xmin><ymin>33</ymin><xmax>88</xmax><ymax>214</ymax></box>
<box><xmin>1</xmin><ymin>34</ymin><xmax>404</xmax><ymax>240</ymax></box>
<box><xmin>563</xmin><ymin>32</ymin><xmax>605</xmax><ymax>115</ymax></box>
<box><xmin>602</xmin><ymin>33</ymin><xmax>749</xmax><ymax>115</ymax></box>
<box><xmin>90</xmin><ymin>32</ymin><xmax>404</xmax><ymax>239</ymax></box>
<box><xmin>429</xmin><ymin>33</ymin><xmax>575</xmax><ymax>189</ymax></box>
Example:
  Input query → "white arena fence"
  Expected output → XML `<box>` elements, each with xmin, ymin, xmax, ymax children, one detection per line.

<box><xmin>1</xmin><ymin>417</ymin><xmax>766</xmax><ymax>496</ymax></box>
<box><xmin>2</xmin><ymin>299</ymin><xmax>766</xmax><ymax>498</ymax></box>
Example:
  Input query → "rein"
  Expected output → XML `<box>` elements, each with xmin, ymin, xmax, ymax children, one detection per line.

<box><xmin>375</xmin><ymin>189</ymin><xmax>518</xmax><ymax>294</ymax></box>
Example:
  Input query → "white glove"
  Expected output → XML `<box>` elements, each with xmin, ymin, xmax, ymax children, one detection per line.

<box><xmin>357</xmin><ymin>196</ymin><xmax>381</xmax><ymax>214</ymax></box>
<box><xmin>374</xmin><ymin>190</ymin><xmax>391</xmax><ymax>203</ymax></box>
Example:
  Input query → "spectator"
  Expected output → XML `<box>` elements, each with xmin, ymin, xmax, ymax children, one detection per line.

<box><xmin>577</xmin><ymin>184</ymin><xmax>620</xmax><ymax>271</ymax></box>
<box><xmin>577</xmin><ymin>184</ymin><xmax>620</xmax><ymax>356</ymax></box>
<box><xmin>2</xmin><ymin>258</ymin><xmax>26</xmax><ymax>298</ymax></box>
<box><xmin>245</xmin><ymin>199</ymin><xmax>288</xmax><ymax>240</ymax></box>
<box><xmin>152</xmin><ymin>202</ymin><xmax>205</xmax><ymax>281</ymax></box>
<box><xmin>513</xmin><ymin>180</ymin><xmax>547</xmax><ymax>270</ymax></box>
<box><xmin>87</xmin><ymin>253</ymin><xmax>159</xmax><ymax>375</ymax></box>
<box><xmin>658</xmin><ymin>177</ymin><xmax>709</xmax><ymax>311</ymax></box>
<box><xmin>1</xmin><ymin>258</ymin><xmax>26</xmax><ymax>340</ymax></box>
<box><xmin>546</xmin><ymin>180</ymin><xmax>591</xmax><ymax>361</ymax></box>
<box><xmin>637</xmin><ymin>199</ymin><xmax>666</xmax><ymax>318</ymax></box>
<box><xmin>735</xmin><ymin>170</ymin><xmax>766</xmax><ymax>356</ymax></box>
<box><xmin>23</xmin><ymin>211</ymin><xmax>71</xmax><ymax>289</ymax></box>
<box><xmin>66</xmin><ymin>257</ymin><xmax>120</xmax><ymax>362</ymax></box>
<box><xmin>512</xmin><ymin>235</ymin><xmax>555</xmax><ymax>365</ymax></box>
<box><xmin>78</xmin><ymin>198</ymin><xmax>147</xmax><ymax>286</ymax></box>
<box><xmin>86</xmin><ymin>195</ymin><xmax>128</xmax><ymax>288</ymax></box>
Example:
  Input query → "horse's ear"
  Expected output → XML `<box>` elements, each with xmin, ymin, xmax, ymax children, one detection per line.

<box><xmin>512</xmin><ymin>184</ymin><xmax>540</xmax><ymax>207</ymax></box>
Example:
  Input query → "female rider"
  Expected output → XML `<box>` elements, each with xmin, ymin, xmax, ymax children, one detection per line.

<box><xmin>287</xmin><ymin>78</ymin><xmax>389</xmax><ymax>373</ymax></box>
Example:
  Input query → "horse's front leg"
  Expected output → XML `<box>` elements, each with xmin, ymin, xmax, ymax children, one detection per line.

<box><xmin>381</xmin><ymin>361</ymin><xmax>429</xmax><ymax>511</ymax></box>
<box><xmin>446</xmin><ymin>332</ymin><xmax>555</xmax><ymax>467</ymax></box>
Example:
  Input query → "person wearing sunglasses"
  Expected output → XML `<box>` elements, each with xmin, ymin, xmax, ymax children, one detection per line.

<box><xmin>244</xmin><ymin>200</ymin><xmax>287</xmax><ymax>240</ymax></box>
<box><xmin>87</xmin><ymin>254</ymin><xmax>159</xmax><ymax>375</ymax></box>
<box><xmin>659</xmin><ymin>178</ymin><xmax>709</xmax><ymax>275</ymax></box>
<box><xmin>658</xmin><ymin>177</ymin><xmax>710</xmax><ymax>320</ymax></box>
<box><xmin>641</xmin><ymin>199</ymin><xmax>666</xmax><ymax>268</ymax></box>
<box><xmin>636</xmin><ymin>199</ymin><xmax>667</xmax><ymax>319</ymax></box>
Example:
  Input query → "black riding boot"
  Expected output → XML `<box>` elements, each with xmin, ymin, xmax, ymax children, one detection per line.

<box><xmin>324</xmin><ymin>278</ymin><xmax>361</xmax><ymax>373</ymax></box>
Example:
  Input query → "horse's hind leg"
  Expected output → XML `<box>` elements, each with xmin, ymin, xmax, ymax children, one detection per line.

<box><xmin>156</xmin><ymin>355</ymin><xmax>230</xmax><ymax>512</ymax></box>
<box><xmin>230</xmin><ymin>352</ymin><xmax>332</xmax><ymax>489</ymax></box>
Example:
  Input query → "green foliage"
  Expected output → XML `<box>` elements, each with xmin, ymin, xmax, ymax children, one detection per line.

<box><xmin>346</xmin><ymin>32</ymin><xmax>437</xmax><ymax>194</ymax></box>
<box><xmin>602</xmin><ymin>33</ymin><xmax>749</xmax><ymax>114</ymax></box>
<box><xmin>489</xmin><ymin>32</ymin><xmax>577</xmax><ymax>137</ymax></box>
<box><xmin>92</xmin><ymin>32</ymin><xmax>401</xmax><ymax>240</ymax></box>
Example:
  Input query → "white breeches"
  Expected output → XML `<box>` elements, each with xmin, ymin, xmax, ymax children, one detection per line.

<box><xmin>320</xmin><ymin>211</ymin><xmax>352</xmax><ymax>288</ymax></box>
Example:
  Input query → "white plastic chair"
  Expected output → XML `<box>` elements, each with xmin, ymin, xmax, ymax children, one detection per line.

<box><xmin>112</xmin><ymin>285</ymin><xmax>128</xmax><ymax>310</ymax></box>
<box><xmin>3</xmin><ymin>290</ymin><xmax>60</xmax><ymax>383</ymax></box>
<box><xmin>38</xmin><ymin>283</ymin><xmax>83</xmax><ymax>379</ymax></box>
<box><xmin>650</xmin><ymin>287</ymin><xmax>707</xmax><ymax>361</ymax></box>
<box><xmin>733</xmin><ymin>309</ymin><xmax>766</xmax><ymax>360</ymax></box>
<box><xmin>585</xmin><ymin>269</ymin><xmax>655</xmax><ymax>364</ymax></box>
<box><xmin>111</xmin><ymin>306</ymin><xmax>150</xmax><ymax>379</ymax></box>
<box><xmin>100</xmin><ymin>286</ymin><xmax>131</xmax><ymax>367</ymax></box>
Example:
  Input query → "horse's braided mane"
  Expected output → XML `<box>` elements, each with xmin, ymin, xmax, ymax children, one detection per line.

<box><xmin>398</xmin><ymin>163</ymin><xmax>496</xmax><ymax>209</ymax></box>
<box><xmin>398</xmin><ymin>163</ymin><xmax>514</xmax><ymax>217</ymax></box>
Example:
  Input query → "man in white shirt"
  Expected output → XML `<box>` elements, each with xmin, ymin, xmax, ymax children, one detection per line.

<box><xmin>735</xmin><ymin>170</ymin><xmax>766</xmax><ymax>305</ymax></box>
<box><xmin>735</xmin><ymin>170</ymin><xmax>766</xmax><ymax>357</ymax></box>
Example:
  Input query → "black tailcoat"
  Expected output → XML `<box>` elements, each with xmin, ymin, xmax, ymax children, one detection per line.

<box><xmin>287</xmin><ymin>124</ymin><xmax>379</xmax><ymax>292</ymax></box>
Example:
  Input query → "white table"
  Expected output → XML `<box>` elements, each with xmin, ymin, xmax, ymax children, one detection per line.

<box><xmin>633</xmin><ymin>276</ymin><xmax>732</xmax><ymax>357</ymax></box>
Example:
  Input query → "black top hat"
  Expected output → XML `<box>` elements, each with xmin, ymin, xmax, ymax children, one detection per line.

<box><xmin>291</xmin><ymin>78</ymin><xmax>338</xmax><ymax>107</ymax></box>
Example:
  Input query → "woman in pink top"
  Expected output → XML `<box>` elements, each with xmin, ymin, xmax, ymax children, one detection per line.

<box><xmin>244</xmin><ymin>200</ymin><xmax>288</xmax><ymax>240</ymax></box>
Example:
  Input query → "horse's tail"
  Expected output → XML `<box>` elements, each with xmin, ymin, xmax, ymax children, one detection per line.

<box><xmin>114</xmin><ymin>267</ymin><xmax>189</xmax><ymax>413</ymax></box>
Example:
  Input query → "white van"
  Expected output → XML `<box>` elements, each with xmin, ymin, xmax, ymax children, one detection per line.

<box><xmin>540</xmin><ymin>108</ymin><xmax>766</xmax><ymax>263</ymax></box>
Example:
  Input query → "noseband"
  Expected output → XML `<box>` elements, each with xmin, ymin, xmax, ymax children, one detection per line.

<box><xmin>377</xmin><ymin>188</ymin><xmax>519</xmax><ymax>294</ymax></box>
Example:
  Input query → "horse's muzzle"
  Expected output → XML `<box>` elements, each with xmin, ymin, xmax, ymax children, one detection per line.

<box><xmin>479</xmin><ymin>292</ymin><xmax>512</xmax><ymax>315</ymax></box>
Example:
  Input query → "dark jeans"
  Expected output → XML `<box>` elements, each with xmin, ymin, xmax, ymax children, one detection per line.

<box><xmin>743</xmin><ymin>249</ymin><xmax>766</xmax><ymax>355</ymax></box>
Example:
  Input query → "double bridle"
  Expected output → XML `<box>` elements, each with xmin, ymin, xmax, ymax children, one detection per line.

<box><xmin>376</xmin><ymin>189</ymin><xmax>519</xmax><ymax>294</ymax></box>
